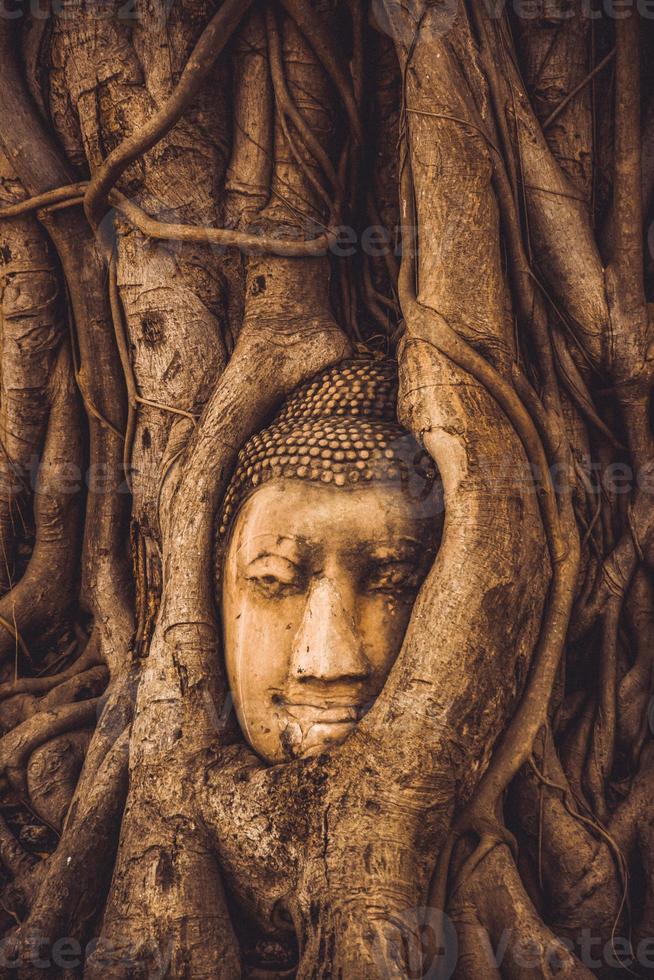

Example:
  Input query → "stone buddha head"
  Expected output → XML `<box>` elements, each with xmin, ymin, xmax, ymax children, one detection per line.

<box><xmin>216</xmin><ymin>356</ymin><xmax>443</xmax><ymax>765</ymax></box>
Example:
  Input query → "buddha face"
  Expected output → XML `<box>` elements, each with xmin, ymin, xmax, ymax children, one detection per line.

<box><xmin>222</xmin><ymin>479</ymin><xmax>439</xmax><ymax>764</ymax></box>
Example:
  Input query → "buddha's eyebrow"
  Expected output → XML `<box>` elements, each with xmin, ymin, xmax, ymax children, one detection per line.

<box><xmin>355</xmin><ymin>536</ymin><xmax>421</xmax><ymax>559</ymax></box>
<box><xmin>234</xmin><ymin>533</ymin><xmax>305</xmax><ymax>562</ymax></box>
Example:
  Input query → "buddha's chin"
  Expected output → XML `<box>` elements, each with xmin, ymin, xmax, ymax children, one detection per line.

<box><xmin>295</xmin><ymin>720</ymin><xmax>358</xmax><ymax>758</ymax></box>
<box><xmin>279</xmin><ymin>712</ymin><xmax>359</xmax><ymax>760</ymax></box>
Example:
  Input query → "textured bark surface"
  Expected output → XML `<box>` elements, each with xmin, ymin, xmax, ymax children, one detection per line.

<box><xmin>0</xmin><ymin>0</ymin><xmax>651</xmax><ymax>977</ymax></box>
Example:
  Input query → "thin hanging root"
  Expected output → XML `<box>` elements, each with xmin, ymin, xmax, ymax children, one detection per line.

<box><xmin>550</xmin><ymin>326</ymin><xmax>624</xmax><ymax>451</ymax></box>
<box><xmin>266</xmin><ymin>5</ymin><xmax>342</xmax><ymax>207</ymax></box>
<box><xmin>135</xmin><ymin>397</ymin><xmax>198</xmax><ymax>425</ymax></box>
<box><xmin>468</xmin><ymin>85</ymin><xmax>615</xmax><ymax>463</ymax></box>
<box><xmin>0</xmin><ymin>183</ymin><xmax>87</xmax><ymax>220</ymax></box>
<box><xmin>467</xmin><ymin>72</ymin><xmax>605</xmax><ymax>455</ymax></box>
<box><xmin>362</xmin><ymin>256</ymin><xmax>393</xmax><ymax>336</ymax></box>
<box><xmin>572</xmin><ymin>528</ymin><xmax>639</xmax><ymax>640</ymax></box>
<box><xmin>109</xmin><ymin>190</ymin><xmax>335</xmax><ymax>255</ymax></box>
<box><xmin>276</xmin><ymin>108</ymin><xmax>331</xmax><ymax>215</ymax></box>
<box><xmin>0</xmin><ymin>184</ymin><xmax>338</xmax><ymax>256</ymax></box>
<box><xmin>108</xmin><ymin>255</ymin><xmax>137</xmax><ymax>492</ymax></box>
<box><xmin>0</xmin><ymin>618</ymin><xmax>30</xmax><ymax>666</ymax></box>
<box><xmin>278</xmin><ymin>0</ymin><xmax>363</xmax><ymax>146</ymax></box>
<box><xmin>542</xmin><ymin>49</ymin><xmax>615</xmax><ymax>131</ymax></box>
<box><xmin>72</xmin><ymin>364</ymin><xmax>124</xmax><ymax>443</ymax></box>
<box><xmin>39</xmin><ymin>196</ymin><xmax>85</xmax><ymax>215</ymax></box>
<box><xmin>526</xmin><ymin>754</ymin><xmax>630</xmax><ymax>936</ymax></box>
<box><xmin>476</xmin><ymin>7</ymin><xmax>607</xmax><ymax>369</ymax></box>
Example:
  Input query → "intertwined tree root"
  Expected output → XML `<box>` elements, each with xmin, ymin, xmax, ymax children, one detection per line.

<box><xmin>0</xmin><ymin>1</ymin><xmax>651</xmax><ymax>977</ymax></box>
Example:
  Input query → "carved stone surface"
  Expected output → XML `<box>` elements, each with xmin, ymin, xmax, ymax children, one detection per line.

<box><xmin>218</xmin><ymin>357</ymin><xmax>442</xmax><ymax>763</ymax></box>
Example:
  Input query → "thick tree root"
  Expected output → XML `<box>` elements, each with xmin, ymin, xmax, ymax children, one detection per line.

<box><xmin>0</xmin><ymin>344</ymin><xmax>83</xmax><ymax>667</ymax></box>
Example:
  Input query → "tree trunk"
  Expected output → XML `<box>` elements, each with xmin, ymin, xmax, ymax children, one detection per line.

<box><xmin>0</xmin><ymin>0</ymin><xmax>651</xmax><ymax>977</ymax></box>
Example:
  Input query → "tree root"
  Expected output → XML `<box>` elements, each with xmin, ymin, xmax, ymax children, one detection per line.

<box><xmin>398</xmin><ymin>163</ymin><xmax>579</xmax><ymax>791</ymax></box>
<box><xmin>26</xmin><ymin>729</ymin><xmax>91</xmax><ymax>832</ymax></box>
<box><xmin>0</xmin><ymin>814</ymin><xmax>35</xmax><ymax>881</ymax></box>
<box><xmin>110</xmin><ymin>189</ymin><xmax>335</xmax><ymax>255</ymax></box>
<box><xmin>0</xmin><ymin>184</ymin><xmax>339</xmax><ymax>257</ymax></box>
<box><xmin>98</xmin><ymin>255</ymin><xmax>350</xmax><ymax>975</ymax></box>
<box><xmin>266</xmin><ymin>6</ymin><xmax>341</xmax><ymax>206</ymax></box>
<box><xmin>0</xmin><ymin>184</ymin><xmax>88</xmax><ymax>221</ymax></box>
<box><xmin>0</xmin><ymin>635</ymin><xmax>101</xmax><ymax>705</ymax></box>
<box><xmin>5</xmin><ymin>727</ymin><xmax>129</xmax><ymax>978</ymax></box>
<box><xmin>0</xmin><ymin>698</ymin><xmax>100</xmax><ymax>800</ymax></box>
<box><xmin>0</xmin><ymin>152</ymin><xmax>68</xmax><ymax>596</ymax></box>
<box><xmin>0</xmin><ymin>12</ymin><xmax>134</xmax><ymax>682</ymax></box>
<box><xmin>0</xmin><ymin>5</ymin><xmax>648</xmax><ymax>978</ymax></box>
<box><xmin>451</xmin><ymin>843</ymin><xmax>596</xmax><ymax>979</ymax></box>
<box><xmin>278</xmin><ymin>0</ymin><xmax>362</xmax><ymax>146</ymax></box>
<box><xmin>37</xmin><ymin>667</ymin><xmax>107</xmax><ymax>714</ymax></box>
<box><xmin>83</xmin><ymin>0</ymin><xmax>256</xmax><ymax>238</ymax></box>
<box><xmin>391</xmin><ymin>32</ymin><xmax>587</xmax><ymax>968</ymax></box>
<box><xmin>0</xmin><ymin>344</ymin><xmax>82</xmax><ymax>667</ymax></box>
<box><xmin>511</xmin><ymin>734</ymin><xmax>627</xmax><ymax>945</ymax></box>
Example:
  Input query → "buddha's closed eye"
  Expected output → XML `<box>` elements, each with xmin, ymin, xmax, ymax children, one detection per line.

<box><xmin>245</xmin><ymin>555</ymin><xmax>305</xmax><ymax>598</ymax></box>
<box><xmin>245</xmin><ymin>552</ymin><xmax>427</xmax><ymax>602</ymax></box>
<box><xmin>364</xmin><ymin>559</ymin><xmax>425</xmax><ymax>596</ymax></box>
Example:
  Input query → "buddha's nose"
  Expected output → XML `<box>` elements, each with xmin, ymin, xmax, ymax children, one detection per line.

<box><xmin>288</xmin><ymin>577</ymin><xmax>371</xmax><ymax>684</ymax></box>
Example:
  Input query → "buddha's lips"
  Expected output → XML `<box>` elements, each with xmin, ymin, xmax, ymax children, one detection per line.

<box><xmin>280</xmin><ymin>701</ymin><xmax>364</xmax><ymax>725</ymax></box>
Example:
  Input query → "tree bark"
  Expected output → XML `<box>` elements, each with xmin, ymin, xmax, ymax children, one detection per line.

<box><xmin>0</xmin><ymin>0</ymin><xmax>650</xmax><ymax>977</ymax></box>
